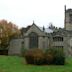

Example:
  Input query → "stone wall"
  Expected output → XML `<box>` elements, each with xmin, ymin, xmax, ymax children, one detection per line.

<box><xmin>8</xmin><ymin>39</ymin><xmax>23</xmax><ymax>56</ymax></box>
<box><xmin>38</xmin><ymin>36</ymin><xmax>49</xmax><ymax>49</ymax></box>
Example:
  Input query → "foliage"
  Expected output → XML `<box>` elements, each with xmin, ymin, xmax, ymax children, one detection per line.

<box><xmin>24</xmin><ymin>48</ymin><xmax>44</xmax><ymax>65</ymax></box>
<box><xmin>21</xmin><ymin>48</ymin><xmax>28</xmax><ymax>57</ymax></box>
<box><xmin>44</xmin><ymin>48</ymin><xmax>65</xmax><ymax>65</ymax></box>
<box><xmin>0</xmin><ymin>19</ymin><xmax>20</xmax><ymax>49</ymax></box>
<box><xmin>54</xmin><ymin>48</ymin><xmax>65</xmax><ymax>65</ymax></box>
<box><xmin>44</xmin><ymin>49</ymin><xmax>55</xmax><ymax>64</ymax></box>
<box><xmin>24</xmin><ymin>48</ymin><xmax>65</xmax><ymax>65</ymax></box>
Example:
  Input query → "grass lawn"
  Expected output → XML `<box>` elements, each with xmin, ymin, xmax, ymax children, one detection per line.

<box><xmin>0</xmin><ymin>55</ymin><xmax>72</xmax><ymax>72</ymax></box>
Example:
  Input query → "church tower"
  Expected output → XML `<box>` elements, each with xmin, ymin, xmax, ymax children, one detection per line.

<box><xmin>64</xmin><ymin>5</ymin><xmax>72</xmax><ymax>30</ymax></box>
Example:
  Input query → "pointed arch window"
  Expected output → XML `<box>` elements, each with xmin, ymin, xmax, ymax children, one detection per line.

<box><xmin>29</xmin><ymin>32</ymin><xmax>38</xmax><ymax>48</ymax></box>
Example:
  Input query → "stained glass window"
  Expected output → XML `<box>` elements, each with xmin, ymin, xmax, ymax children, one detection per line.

<box><xmin>29</xmin><ymin>32</ymin><xmax>38</xmax><ymax>48</ymax></box>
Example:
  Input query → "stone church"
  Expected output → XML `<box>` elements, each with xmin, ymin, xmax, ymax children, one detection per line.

<box><xmin>8</xmin><ymin>6</ymin><xmax>72</xmax><ymax>57</ymax></box>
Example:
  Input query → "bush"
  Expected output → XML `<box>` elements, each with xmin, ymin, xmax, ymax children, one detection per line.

<box><xmin>44</xmin><ymin>48</ymin><xmax>65</xmax><ymax>65</ymax></box>
<box><xmin>53</xmin><ymin>48</ymin><xmax>65</xmax><ymax>65</ymax></box>
<box><xmin>21</xmin><ymin>48</ymin><xmax>28</xmax><ymax>57</ymax></box>
<box><xmin>24</xmin><ymin>48</ymin><xmax>44</xmax><ymax>65</ymax></box>
<box><xmin>54</xmin><ymin>56</ymin><xmax>65</xmax><ymax>65</ymax></box>
<box><xmin>24</xmin><ymin>48</ymin><xmax>65</xmax><ymax>65</ymax></box>
<box><xmin>44</xmin><ymin>49</ymin><xmax>55</xmax><ymax>64</ymax></box>
<box><xmin>44</xmin><ymin>54</ymin><xmax>54</xmax><ymax>64</ymax></box>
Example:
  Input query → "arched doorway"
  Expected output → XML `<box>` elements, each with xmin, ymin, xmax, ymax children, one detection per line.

<box><xmin>29</xmin><ymin>32</ymin><xmax>38</xmax><ymax>48</ymax></box>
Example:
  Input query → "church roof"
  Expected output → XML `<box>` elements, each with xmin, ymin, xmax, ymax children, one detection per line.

<box><xmin>31</xmin><ymin>21</ymin><xmax>54</xmax><ymax>33</ymax></box>
<box><xmin>39</xmin><ymin>27</ymin><xmax>53</xmax><ymax>33</ymax></box>
<box><xmin>21</xmin><ymin>21</ymin><xmax>54</xmax><ymax>34</ymax></box>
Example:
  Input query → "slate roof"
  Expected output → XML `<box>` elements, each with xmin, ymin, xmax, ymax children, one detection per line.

<box><xmin>39</xmin><ymin>27</ymin><xmax>53</xmax><ymax>33</ymax></box>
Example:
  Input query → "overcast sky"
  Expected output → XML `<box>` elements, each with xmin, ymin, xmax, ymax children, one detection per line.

<box><xmin>0</xmin><ymin>0</ymin><xmax>72</xmax><ymax>28</ymax></box>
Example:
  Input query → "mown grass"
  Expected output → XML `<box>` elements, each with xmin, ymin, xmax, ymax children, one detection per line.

<box><xmin>0</xmin><ymin>55</ymin><xmax>72</xmax><ymax>72</ymax></box>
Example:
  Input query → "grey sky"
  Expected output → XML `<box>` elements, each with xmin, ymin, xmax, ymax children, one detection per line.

<box><xmin>0</xmin><ymin>0</ymin><xmax>72</xmax><ymax>28</ymax></box>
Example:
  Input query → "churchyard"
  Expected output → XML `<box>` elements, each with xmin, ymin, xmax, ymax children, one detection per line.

<box><xmin>0</xmin><ymin>55</ymin><xmax>72</xmax><ymax>72</ymax></box>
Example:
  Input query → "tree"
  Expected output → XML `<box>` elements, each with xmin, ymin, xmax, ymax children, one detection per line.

<box><xmin>0</xmin><ymin>19</ymin><xmax>20</xmax><ymax>49</ymax></box>
<box><xmin>49</xmin><ymin>22</ymin><xmax>55</xmax><ymax>29</ymax></box>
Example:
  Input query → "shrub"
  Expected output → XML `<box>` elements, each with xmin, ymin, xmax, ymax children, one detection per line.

<box><xmin>54</xmin><ymin>56</ymin><xmax>65</xmax><ymax>65</ymax></box>
<box><xmin>44</xmin><ymin>49</ymin><xmax>55</xmax><ymax>64</ymax></box>
<box><xmin>44</xmin><ymin>48</ymin><xmax>65</xmax><ymax>65</ymax></box>
<box><xmin>24</xmin><ymin>48</ymin><xmax>44</xmax><ymax>65</ymax></box>
<box><xmin>54</xmin><ymin>48</ymin><xmax>65</xmax><ymax>65</ymax></box>
<box><xmin>21</xmin><ymin>48</ymin><xmax>28</xmax><ymax>57</ymax></box>
<box><xmin>24</xmin><ymin>48</ymin><xmax>65</xmax><ymax>65</ymax></box>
